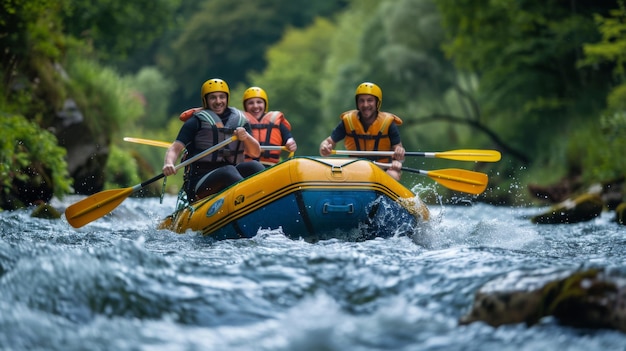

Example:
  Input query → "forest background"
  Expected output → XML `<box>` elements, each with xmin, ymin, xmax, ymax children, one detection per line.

<box><xmin>2</xmin><ymin>0</ymin><xmax>626</xmax><ymax>207</ymax></box>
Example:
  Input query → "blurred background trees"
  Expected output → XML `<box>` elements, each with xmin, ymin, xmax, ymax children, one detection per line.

<box><xmin>2</xmin><ymin>0</ymin><xmax>625</xmax><ymax>205</ymax></box>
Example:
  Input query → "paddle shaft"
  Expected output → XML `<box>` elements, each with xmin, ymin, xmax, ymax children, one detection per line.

<box><xmin>65</xmin><ymin>136</ymin><xmax>237</xmax><ymax>228</ymax></box>
<box><xmin>173</xmin><ymin>136</ymin><xmax>237</xmax><ymax>171</ymax></box>
<box><xmin>331</xmin><ymin>149</ymin><xmax>501</xmax><ymax>162</ymax></box>
<box><xmin>126</xmin><ymin>136</ymin><xmax>239</xmax><ymax>188</ymax></box>
<box><xmin>132</xmin><ymin>136</ymin><xmax>239</xmax><ymax>190</ymax></box>
<box><xmin>124</xmin><ymin>137</ymin><xmax>498</xmax><ymax>163</ymax></box>
<box><xmin>124</xmin><ymin>137</ymin><xmax>284</xmax><ymax>151</ymax></box>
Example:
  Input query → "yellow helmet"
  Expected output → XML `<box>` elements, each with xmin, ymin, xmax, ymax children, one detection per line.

<box><xmin>243</xmin><ymin>86</ymin><xmax>269</xmax><ymax>113</ymax></box>
<box><xmin>201</xmin><ymin>78</ymin><xmax>229</xmax><ymax>108</ymax></box>
<box><xmin>355</xmin><ymin>82</ymin><xmax>382</xmax><ymax>110</ymax></box>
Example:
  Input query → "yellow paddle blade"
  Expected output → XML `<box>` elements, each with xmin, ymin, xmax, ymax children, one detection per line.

<box><xmin>66</xmin><ymin>136</ymin><xmax>237</xmax><ymax>229</ymax></box>
<box><xmin>374</xmin><ymin>162</ymin><xmax>489</xmax><ymax>195</ymax></box>
<box><xmin>431</xmin><ymin>149</ymin><xmax>501</xmax><ymax>162</ymax></box>
<box><xmin>425</xmin><ymin>168</ymin><xmax>488</xmax><ymax>195</ymax></box>
<box><xmin>65</xmin><ymin>188</ymin><xmax>134</xmax><ymax>228</ymax></box>
<box><xmin>123</xmin><ymin>137</ymin><xmax>171</xmax><ymax>148</ymax></box>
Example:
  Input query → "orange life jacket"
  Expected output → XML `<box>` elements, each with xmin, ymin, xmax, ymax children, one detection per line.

<box><xmin>245</xmin><ymin>111</ymin><xmax>291</xmax><ymax>164</ymax></box>
<box><xmin>340</xmin><ymin>110</ymin><xmax>402</xmax><ymax>163</ymax></box>
<box><xmin>180</xmin><ymin>107</ymin><xmax>202</xmax><ymax>122</ymax></box>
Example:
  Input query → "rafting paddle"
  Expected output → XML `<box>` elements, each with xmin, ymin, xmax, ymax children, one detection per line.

<box><xmin>124</xmin><ymin>136</ymin><xmax>287</xmax><ymax>152</ymax></box>
<box><xmin>374</xmin><ymin>162</ymin><xmax>488</xmax><ymax>195</ymax></box>
<box><xmin>65</xmin><ymin>136</ymin><xmax>238</xmax><ymax>228</ymax></box>
<box><xmin>332</xmin><ymin>149</ymin><xmax>501</xmax><ymax>162</ymax></box>
<box><xmin>123</xmin><ymin>137</ymin><xmax>171</xmax><ymax>148</ymax></box>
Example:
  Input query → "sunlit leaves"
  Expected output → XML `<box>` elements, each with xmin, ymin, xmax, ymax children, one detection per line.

<box><xmin>580</xmin><ymin>5</ymin><xmax>626</xmax><ymax>80</ymax></box>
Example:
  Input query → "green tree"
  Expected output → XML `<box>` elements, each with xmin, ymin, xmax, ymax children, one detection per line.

<box><xmin>129</xmin><ymin>67</ymin><xmax>175</xmax><ymax>130</ymax></box>
<box><xmin>64</xmin><ymin>56</ymin><xmax>144</xmax><ymax>137</ymax></box>
<box><xmin>319</xmin><ymin>0</ymin><xmax>513</xmax><ymax>158</ymax></box>
<box><xmin>60</xmin><ymin>0</ymin><xmax>180</xmax><ymax>66</ymax></box>
<box><xmin>436</xmin><ymin>0</ymin><xmax>614</xmax><ymax>161</ymax></box>
<box><xmin>1</xmin><ymin>115</ymin><xmax>72</xmax><ymax>209</ymax></box>
<box><xmin>246</xmin><ymin>18</ymin><xmax>338</xmax><ymax>156</ymax></box>
<box><xmin>577</xmin><ymin>2</ymin><xmax>626</xmax><ymax>181</ymax></box>
<box><xmin>163</xmin><ymin>0</ymin><xmax>348</xmax><ymax>114</ymax></box>
<box><xmin>1</xmin><ymin>0</ymin><xmax>69</xmax><ymax>117</ymax></box>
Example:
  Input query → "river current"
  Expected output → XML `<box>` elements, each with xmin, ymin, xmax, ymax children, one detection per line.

<box><xmin>1</xmin><ymin>191</ymin><xmax>625</xmax><ymax>350</ymax></box>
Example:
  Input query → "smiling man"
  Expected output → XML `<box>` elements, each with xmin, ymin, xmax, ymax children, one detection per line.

<box><xmin>319</xmin><ymin>82</ymin><xmax>406</xmax><ymax>180</ymax></box>
<box><xmin>163</xmin><ymin>78</ymin><xmax>264</xmax><ymax>201</ymax></box>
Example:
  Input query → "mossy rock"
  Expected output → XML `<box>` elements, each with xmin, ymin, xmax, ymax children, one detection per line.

<box><xmin>460</xmin><ymin>268</ymin><xmax>626</xmax><ymax>333</ymax></box>
<box><xmin>30</xmin><ymin>203</ymin><xmax>62</xmax><ymax>219</ymax></box>
<box><xmin>459</xmin><ymin>268</ymin><xmax>576</xmax><ymax>327</ymax></box>
<box><xmin>531</xmin><ymin>193</ymin><xmax>604</xmax><ymax>224</ymax></box>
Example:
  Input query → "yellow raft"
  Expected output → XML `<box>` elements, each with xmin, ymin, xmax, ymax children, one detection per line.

<box><xmin>160</xmin><ymin>157</ymin><xmax>429</xmax><ymax>241</ymax></box>
<box><xmin>159</xmin><ymin>156</ymin><xmax>429</xmax><ymax>242</ymax></box>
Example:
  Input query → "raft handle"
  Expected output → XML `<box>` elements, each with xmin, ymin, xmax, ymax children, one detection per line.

<box><xmin>331</xmin><ymin>165</ymin><xmax>343</xmax><ymax>174</ymax></box>
<box><xmin>323</xmin><ymin>203</ymin><xmax>354</xmax><ymax>214</ymax></box>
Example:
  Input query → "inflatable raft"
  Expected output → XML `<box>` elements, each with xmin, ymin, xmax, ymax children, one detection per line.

<box><xmin>158</xmin><ymin>156</ymin><xmax>430</xmax><ymax>242</ymax></box>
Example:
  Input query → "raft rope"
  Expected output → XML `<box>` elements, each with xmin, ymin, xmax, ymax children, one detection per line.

<box><xmin>160</xmin><ymin>177</ymin><xmax>167</xmax><ymax>204</ymax></box>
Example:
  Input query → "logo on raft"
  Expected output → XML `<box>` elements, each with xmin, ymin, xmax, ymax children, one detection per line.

<box><xmin>235</xmin><ymin>195</ymin><xmax>245</xmax><ymax>206</ymax></box>
<box><xmin>206</xmin><ymin>198</ymin><xmax>224</xmax><ymax>218</ymax></box>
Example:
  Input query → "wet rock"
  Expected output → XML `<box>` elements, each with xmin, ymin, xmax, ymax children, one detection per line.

<box><xmin>4</xmin><ymin>163</ymin><xmax>54</xmax><ymax>210</ymax></box>
<box><xmin>601</xmin><ymin>176</ymin><xmax>625</xmax><ymax>211</ymax></box>
<box><xmin>459</xmin><ymin>268</ymin><xmax>573</xmax><ymax>327</ymax></box>
<box><xmin>527</xmin><ymin>169</ymin><xmax>583</xmax><ymax>203</ymax></box>
<box><xmin>460</xmin><ymin>268</ymin><xmax>626</xmax><ymax>333</ymax></box>
<box><xmin>531</xmin><ymin>193</ymin><xmax>604</xmax><ymax>224</ymax></box>
<box><xmin>31</xmin><ymin>203</ymin><xmax>62</xmax><ymax>219</ymax></box>
<box><xmin>54</xmin><ymin>99</ymin><xmax>109</xmax><ymax>195</ymax></box>
<box><xmin>616</xmin><ymin>203</ymin><xmax>626</xmax><ymax>225</ymax></box>
<box><xmin>528</xmin><ymin>175</ymin><xmax>625</xmax><ymax>225</ymax></box>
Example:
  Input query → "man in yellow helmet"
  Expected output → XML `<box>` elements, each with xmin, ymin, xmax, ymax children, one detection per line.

<box><xmin>242</xmin><ymin>86</ymin><xmax>297</xmax><ymax>167</ymax></box>
<box><xmin>163</xmin><ymin>78</ymin><xmax>264</xmax><ymax>201</ymax></box>
<box><xmin>319</xmin><ymin>82</ymin><xmax>405</xmax><ymax>180</ymax></box>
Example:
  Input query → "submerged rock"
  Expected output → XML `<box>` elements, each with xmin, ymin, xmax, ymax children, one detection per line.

<box><xmin>616</xmin><ymin>203</ymin><xmax>626</xmax><ymax>225</ymax></box>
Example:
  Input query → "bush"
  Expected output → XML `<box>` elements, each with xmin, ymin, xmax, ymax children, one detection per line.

<box><xmin>0</xmin><ymin>115</ymin><xmax>72</xmax><ymax>206</ymax></box>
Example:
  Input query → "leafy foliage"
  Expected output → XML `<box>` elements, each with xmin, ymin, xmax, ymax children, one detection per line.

<box><xmin>434</xmin><ymin>0</ymin><xmax>623</xmax><ymax>191</ymax></box>
<box><xmin>436</xmin><ymin>1</ymin><xmax>612</xmax><ymax>141</ymax></box>
<box><xmin>60</xmin><ymin>0</ymin><xmax>180</xmax><ymax>65</ymax></box>
<box><xmin>64</xmin><ymin>56</ymin><xmax>145</xmax><ymax>137</ymax></box>
<box><xmin>129</xmin><ymin>67</ymin><xmax>175</xmax><ymax>130</ymax></box>
<box><xmin>577</xmin><ymin>2</ymin><xmax>626</xmax><ymax>181</ymax></box>
<box><xmin>0</xmin><ymin>115</ymin><xmax>72</xmax><ymax>201</ymax></box>
<box><xmin>104</xmin><ymin>145</ymin><xmax>141</xmax><ymax>189</ymax></box>
<box><xmin>1</xmin><ymin>0</ymin><xmax>67</xmax><ymax>70</ymax></box>
<box><xmin>1</xmin><ymin>0</ymin><xmax>70</xmax><ymax>119</ymax></box>
<box><xmin>163</xmin><ymin>0</ymin><xmax>348</xmax><ymax>114</ymax></box>
<box><xmin>246</xmin><ymin>18</ymin><xmax>338</xmax><ymax>156</ymax></box>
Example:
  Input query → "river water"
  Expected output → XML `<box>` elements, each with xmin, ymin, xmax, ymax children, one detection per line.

<box><xmin>1</xmin><ymin>191</ymin><xmax>625</xmax><ymax>351</ymax></box>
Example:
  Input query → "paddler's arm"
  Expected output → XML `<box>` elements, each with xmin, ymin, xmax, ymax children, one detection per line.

<box><xmin>235</xmin><ymin>127</ymin><xmax>261</xmax><ymax>158</ymax></box>
<box><xmin>319</xmin><ymin>136</ymin><xmax>337</xmax><ymax>156</ymax></box>
<box><xmin>390</xmin><ymin>143</ymin><xmax>405</xmax><ymax>172</ymax></box>
<box><xmin>163</xmin><ymin>141</ymin><xmax>185</xmax><ymax>176</ymax></box>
